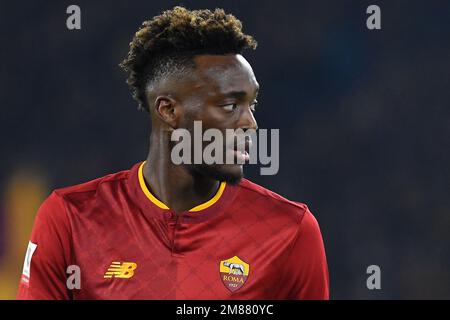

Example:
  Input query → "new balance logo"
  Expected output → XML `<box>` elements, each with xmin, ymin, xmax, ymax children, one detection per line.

<box><xmin>104</xmin><ymin>262</ymin><xmax>137</xmax><ymax>279</ymax></box>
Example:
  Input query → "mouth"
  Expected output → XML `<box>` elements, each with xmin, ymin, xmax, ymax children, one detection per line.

<box><xmin>233</xmin><ymin>149</ymin><xmax>250</xmax><ymax>162</ymax></box>
<box><xmin>227</xmin><ymin>138</ymin><xmax>252</xmax><ymax>164</ymax></box>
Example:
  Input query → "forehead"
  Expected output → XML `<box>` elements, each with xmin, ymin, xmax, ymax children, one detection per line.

<box><xmin>191</xmin><ymin>54</ymin><xmax>259</xmax><ymax>96</ymax></box>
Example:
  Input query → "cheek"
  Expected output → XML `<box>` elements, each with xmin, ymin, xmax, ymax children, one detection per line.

<box><xmin>180</xmin><ymin>100</ymin><xmax>235</xmax><ymax>130</ymax></box>
<box><xmin>177</xmin><ymin>105</ymin><xmax>199</xmax><ymax>129</ymax></box>
<box><xmin>202</xmin><ymin>107</ymin><xmax>237</xmax><ymax>130</ymax></box>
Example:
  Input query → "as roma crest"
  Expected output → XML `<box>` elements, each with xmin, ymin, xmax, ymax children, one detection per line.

<box><xmin>219</xmin><ymin>256</ymin><xmax>250</xmax><ymax>292</ymax></box>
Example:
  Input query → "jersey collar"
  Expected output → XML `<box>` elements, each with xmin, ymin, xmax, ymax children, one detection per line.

<box><xmin>129</xmin><ymin>161</ymin><xmax>237</xmax><ymax>222</ymax></box>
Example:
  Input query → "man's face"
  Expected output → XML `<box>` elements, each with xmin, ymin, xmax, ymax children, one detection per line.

<box><xmin>175</xmin><ymin>54</ymin><xmax>259</xmax><ymax>184</ymax></box>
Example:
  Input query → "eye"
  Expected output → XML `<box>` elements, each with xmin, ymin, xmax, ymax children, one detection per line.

<box><xmin>221</xmin><ymin>103</ymin><xmax>238</xmax><ymax>112</ymax></box>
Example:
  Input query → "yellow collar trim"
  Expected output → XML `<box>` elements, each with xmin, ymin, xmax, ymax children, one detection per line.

<box><xmin>138</xmin><ymin>161</ymin><xmax>226</xmax><ymax>212</ymax></box>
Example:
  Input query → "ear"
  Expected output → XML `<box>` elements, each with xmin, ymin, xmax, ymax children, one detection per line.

<box><xmin>153</xmin><ymin>95</ymin><xmax>181</xmax><ymax>129</ymax></box>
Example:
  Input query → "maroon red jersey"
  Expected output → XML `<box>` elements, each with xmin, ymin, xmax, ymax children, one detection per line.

<box><xmin>17</xmin><ymin>161</ymin><xmax>329</xmax><ymax>300</ymax></box>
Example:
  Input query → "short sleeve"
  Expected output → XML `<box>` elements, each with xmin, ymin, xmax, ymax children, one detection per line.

<box><xmin>284</xmin><ymin>207</ymin><xmax>329</xmax><ymax>300</ymax></box>
<box><xmin>17</xmin><ymin>191</ymin><xmax>73</xmax><ymax>300</ymax></box>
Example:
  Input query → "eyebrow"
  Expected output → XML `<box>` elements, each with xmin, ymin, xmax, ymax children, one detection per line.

<box><xmin>223</xmin><ymin>87</ymin><xmax>259</xmax><ymax>99</ymax></box>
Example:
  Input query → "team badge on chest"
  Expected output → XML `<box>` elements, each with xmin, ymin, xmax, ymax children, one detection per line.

<box><xmin>219</xmin><ymin>256</ymin><xmax>250</xmax><ymax>292</ymax></box>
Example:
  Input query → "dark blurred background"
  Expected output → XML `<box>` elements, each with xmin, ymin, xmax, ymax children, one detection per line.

<box><xmin>1</xmin><ymin>0</ymin><xmax>449</xmax><ymax>299</ymax></box>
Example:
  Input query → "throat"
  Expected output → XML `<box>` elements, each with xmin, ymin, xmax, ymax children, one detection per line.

<box><xmin>142</xmin><ymin>158</ymin><xmax>222</xmax><ymax>213</ymax></box>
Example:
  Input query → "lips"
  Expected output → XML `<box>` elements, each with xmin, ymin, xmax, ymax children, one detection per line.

<box><xmin>227</xmin><ymin>137</ymin><xmax>252</xmax><ymax>163</ymax></box>
<box><xmin>234</xmin><ymin>149</ymin><xmax>250</xmax><ymax>162</ymax></box>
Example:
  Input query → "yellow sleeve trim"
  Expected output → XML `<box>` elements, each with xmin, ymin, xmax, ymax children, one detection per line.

<box><xmin>138</xmin><ymin>161</ymin><xmax>226</xmax><ymax>212</ymax></box>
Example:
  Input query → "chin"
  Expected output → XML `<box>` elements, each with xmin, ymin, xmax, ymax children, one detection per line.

<box><xmin>189</xmin><ymin>163</ymin><xmax>244</xmax><ymax>185</ymax></box>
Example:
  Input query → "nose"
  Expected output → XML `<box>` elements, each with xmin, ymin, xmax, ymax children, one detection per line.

<box><xmin>238</xmin><ymin>106</ymin><xmax>258</xmax><ymax>131</ymax></box>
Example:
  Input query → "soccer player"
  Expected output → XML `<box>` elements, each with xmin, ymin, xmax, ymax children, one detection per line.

<box><xmin>17</xmin><ymin>6</ymin><xmax>329</xmax><ymax>300</ymax></box>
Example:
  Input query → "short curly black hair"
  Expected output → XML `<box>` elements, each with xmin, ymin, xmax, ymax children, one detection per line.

<box><xmin>120</xmin><ymin>6</ymin><xmax>257</xmax><ymax>112</ymax></box>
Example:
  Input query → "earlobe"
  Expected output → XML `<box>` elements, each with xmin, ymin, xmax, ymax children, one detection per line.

<box><xmin>154</xmin><ymin>96</ymin><xmax>179</xmax><ymax>129</ymax></box>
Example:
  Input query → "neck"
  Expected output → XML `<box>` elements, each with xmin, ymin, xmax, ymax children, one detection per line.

<box><xmin>143</xmin><ymin>131</ymin><xmax>220</xmax><ymax>213</ymax></box>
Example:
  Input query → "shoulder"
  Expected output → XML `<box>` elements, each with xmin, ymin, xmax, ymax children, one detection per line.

<box><xmin>235</xmin><ymin>178</ymin><xmax>316</xmax><ymax>228</ymax></box>
<box><xmin>38</xmin><ymin>168</ymin><xmax>131</xmax><ymax>221</ymax></box>
<box><xmin>54</xmin><ymin>168</ymin><xmax>130</xmax><ymax>199</ymax></box>
<box><xmin>237</xmin><ymin>178</ymin><xmax>308</xmax><ymax>214</ymax></box>
<box><xmin>51</xmin><ymin>168</ymin><xmax>130</xmax><ymax>207</ymax></box>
